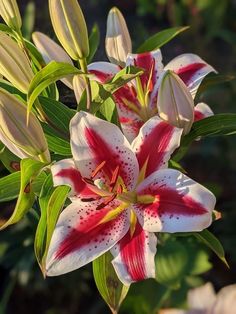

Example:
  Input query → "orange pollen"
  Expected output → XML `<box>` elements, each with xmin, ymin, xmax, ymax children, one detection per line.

<box><xmin>96</xmin><ymin>194</ymin><xmax>117</xmax><ymax>210</ymax></box>
<box><xmin>117</xmin><ymin>184</ymin><xmax>123</xmax><ymax>194</ymax></box>
<box><xmin>91</xmin><ymin>160</ymin><xmax>106</xmax><ymax>178</ymax></box>
<box><xmin>109</xmin><ymin>165</ymin><xmax>120</xmax><ymax>192</ymax></box>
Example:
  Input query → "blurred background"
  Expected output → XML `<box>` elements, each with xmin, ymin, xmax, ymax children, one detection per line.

<box><xmin>0</xmin><ymin>0</ymin><xmax>236</xmax><ymax>313</ymax></box>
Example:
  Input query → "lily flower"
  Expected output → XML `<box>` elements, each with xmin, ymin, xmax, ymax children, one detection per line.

<box><xmin>88</xmin><ymin>49</ymin><xmax>216</xmax><ymax>141</ymax></box>
<box><xmin>46</xmin><ymin>111</ymin><xmax>215</xmax><ymax>285</ymax></box>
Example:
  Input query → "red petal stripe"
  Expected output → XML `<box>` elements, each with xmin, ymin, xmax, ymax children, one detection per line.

<box><xmin>139</xmin><ymin>187</ymin><xmax>208</xmax><ymax>217</ymax></box>
<box><xmin>175</xmin><ymin>62</ymin><xmax>206</xmax><ymax>85</ymax></box>
<box><xmin>136</xmin><ymin>121</ymin><xmax>176</xmax><ymax>178</ymax></box>
<box><xmin>56</xmin><ymin>168</ymin><xmax>94</xmax><ymax>196</ymax></box>
<box><xmin>85</xmin><ymin>127</ymin><xmax>132</xmax><ymax>188</ymax></box>
<box><xmin>119</xmin><ymin>222</ymin><xmax>147</xmax><ymax>281</ymax></box>
<box><xmin>55</xmin><ymin>207</ymin><xmax>120</xmax><ymax>260</ymax></box>
<box><xmin>194</xmin><ymin>110</ymin><xmax>205</xmax><ymax>121</ymax></box>
<box><xmin>134</xmin><ymin>52</ymin><xmax>157</xmax><ymax>91</ymax></box>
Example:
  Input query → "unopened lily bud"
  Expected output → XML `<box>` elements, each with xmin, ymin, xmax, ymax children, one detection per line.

<box><xmin>0</xmin><ymin>31</ymin><xmax>34</xmax><ymax>93</ymax></box>
<box><xmin>32</xmin><ymin>32</ymin><xmax>74</xmax><ymax>89</ymax></box>
<box><xmin>49</xmin><ymin>0</ymin><xmax>89</xmax><ymax>60</ymax></box>
<box><xmin>0</xmin><ymin>0</ymin><xmax>22</xmax><ymax>31</ymax></box>
<box><xmin>106</xmin><ymin>7</ymin><xmax>132</xmax><ymax>67</ymax></box>
<box><xmin>0</xmin><ymin>88</ymin><xmax>50</xmax><ymax>162</ymax></box>
<box><xmin>157</xmin><ymin>70</ymin><xmax>194</xmax><ymax>135</ymax></box>
<box><xmin>73</xmin><ymin>75</ymin><xmax>87</xmax><ymax>104</ymax></box>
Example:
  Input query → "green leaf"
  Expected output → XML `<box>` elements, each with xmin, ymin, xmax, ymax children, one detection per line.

<box><xmin>32</xmin><ymin>172</ymin><xmax>48</xmax><ymax>196</ymax></box>
<box><xmin>193</xmin><ymin>229</ymin><xmax>229</xmax><ymax>267</ymax></box>
<box><xmin>174</xmin><ymin>114</ymin><xmax>236</xmax><ymax>161</ymax></box>
<box><xmin>96</xmin><ymin>97</ymin><xmax>119</xmax><ymax>125</ymax></box>
<box><xmin>39</xmin><ymin>96</ymin><xmax>75</xmax><ymax>136</ymax></box>
<box><xmin>27</xmin><ymin>61</ymin><xmax>82</xmax><ymax>114</ymax></box>
<box><xmin>43</xmin><ymin>124</ymin><xmax>72</xmax><ymax>156</ymax></box>
<box><xmin>35</xmin><ymin>174</ymin><xmax>53</xmax><ymax>268</ymax></box>
<box><xmin>0</xmin><ymin>158</ymin><xmax>45</xmax><ymax>230</ymax></box>
<box><xmin>24</xmin><ymin>39</ymin><xmax>46</xmax><ymax>70</ymax></box>
<box><xmin>155</xmin><ymin>238</ymin><xmax>188</xmax><ymax>289</ymax></box>
<box><xmin>44</xmin><ymin>185</ymin><xmax>70</xmax><ymax>258</ymax></box>
<box><xmin>0</xmin><ymin>172</ymin><xmax>21</xmax><ymax>202</ymax></box>
<box><xmin>87</xmin><ymin>24</ymin><xmax>100</xmax><ymax>63</ymax></box>
<box><xmin>35</xmin><ymin>176</ymin><xmax>70</xmax><ymax>273</ymax></box>
<box><xmin>137</xmin><ymin>26</ymin><xmax>189</xmax><ymax>53</ymax></box>
<box><xmin>104</xmin><ymin>66</ymin><xmax>144</xmax><ymax>94</ymax></box>
<box><xmin>0</xmin><ymin>144</ymin><xmax>21</xmax><ymax>173</ymax></box>
<box><xmin>0</xmin><ymin>23</ymin><xmax>13</xmax><ymax>35</ymax></box>
<box><xmin>0</xmin><ymin>170</ymin><xmax>46</xmax><ymax>203</ymax></box>
<box><xmin>0</xmin><ymin>79</ymin><xmax>26</xmax><ymax>100</ymax></box>
<box><xmin>93</xmin><ymin>251</ymin><xmax>129</xmax><ymax>314</ymax></box>
<box><xmin>22</xmin><ymin>2</ymin><xmax>35</xmax><ymax>40</ymax></box>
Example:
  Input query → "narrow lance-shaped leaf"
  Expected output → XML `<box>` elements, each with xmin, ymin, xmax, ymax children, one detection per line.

<box><xmin>103</xmin><ymin>66</ymin><xmax>143</xmax><ymax>93</ymax></box>
<box><xmin>35</xmin><ymin>175</ymin><xmax>70</xmax><ymax>273</ymax></box>
<box><xmin>27</xmin><ymin>61</ymin><xmax>83</xmax><ymax>115</ymax></box>
<box><xmin>0</xmin><ymin>171</ymin><xmax>21</xmax><ymax>202</ymax></box>
<box><xmin>43</xmin><ymin>124</ymin><xmax>72</xmax><ymax>156</ymax></box>
<box><xmin>87</xmin><ymin>23</ymin><xmax>100</xmax><ymax>63</ymax></box>
<box><xmin>44</xmin><ymin>185</ymin><xmax>70</xmax><ymax>259</ymax></box>
<box><xmin>93</xmin><ymin>251</ymin><xmax>130</xmax><ymax>314</ymax></box>
<box><xmin>193</xmin><ymin>229</ymin><xmax>229</xmax><ymax>267</ymax></box>
<box><xmin>0</xmin><ymin>158</ymin><xmax>46</xmax><ymax>230</ymax></box>
<box><xmin>35</xmin><ymin>174</ymin><xmax>54</xmax><ymax>269</ymax></box>
<box><xmin>137</xmin><ymin>26</ymin><xmax>189</xmax><ymax>53</ymax></box>
<box><xmin>39</xmin><ymin>96</ymin><xmax>75</xmax><ymax>136</ymax></box>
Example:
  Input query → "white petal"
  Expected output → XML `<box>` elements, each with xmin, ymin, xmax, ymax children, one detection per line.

<box><xmin>134</xmin><ymin>169</ymin><xmax>216</xmax><ymax>232</ymax></box>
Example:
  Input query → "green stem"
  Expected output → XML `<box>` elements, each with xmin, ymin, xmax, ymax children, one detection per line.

<box><xmin>78</xmin><ymin>58</ymin><xmax>92</xmax><ymax>112</ymax></box>
<box><xmin>14</xmin><ymin>30</ymin><xmax>32</xmax><ymax>65</ymax></box>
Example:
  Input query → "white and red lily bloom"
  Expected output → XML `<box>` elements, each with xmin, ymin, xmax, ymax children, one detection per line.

<box><xmin>88</xmin><ymin>49</ymin><xmax>216</xmax><ymax>141</ymax></box>
<box><xmin>46</xmin><ymin>111</ymin><xmax>216</xmax><ymax>285</ymax></box>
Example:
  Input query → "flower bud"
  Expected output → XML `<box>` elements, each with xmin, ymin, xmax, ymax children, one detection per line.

<box><xmin>0</xmin><ymin>0</ymin><xmax>22</xmax><ymax>31</ymax></box>
<box><xmin>157</xmin><ymin>70</ymin><xmax>194</xmax><ymax>135</ymax></box>
<box><xmin>32</xmin><ymin>31</ymin><xmax>74</xmax><ymax>89</ymax></box>
<box><xmin>49</xmin><ymin>0</ymin><xmax>89</xmax><ymax>60</ymax></box>
<box><xmin>73</xmin><ymin>75</ymin><xmax>87</xmax><ymax>104</ymax></box>
<box><xmin>106</xmin><ymin>7</ymin><xmax>132</xmax><ymax>67</ymax></box>
<box><xmin>0</xmin><ymin>31</ymin><xmax>34</xmax><ymax>93</ymax></box>
<box><xmin>0</xmin><ymin>88</ymin><xmax>50</xmax><ymax>162</ymax></box>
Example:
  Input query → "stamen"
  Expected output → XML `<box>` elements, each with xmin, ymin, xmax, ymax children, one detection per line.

<box><xmin>91</xmin><ymin>160</ymin><xmax>106</xmax><ymax>178</ymax></box>
<box><xmin>117</xmin><ymin>184</ymin><xmax>123</xmax><ymax>194</ymax></box>
<box><xmin>96</xmin><ymin>194</ymin><xmax>117</xmax><ymax>210</ymax></box>
<box><xmin>147</xmin><ymin>59</ymin><xmax>155</xmax><ymax>93</ymax></box>
<box><xmin>81</xmin><ymin>196</ymin><xmax>101</xmax><ymax>202</ymax></box>
<box><xmin>82</xmin><ymin>177</ymin><xmax>95</xmax><ymax>185</ymax></box>
<box><xmin>109</xmin><ymin>165</ymin><xmax>120</xmax><ymax>192</ymax></box>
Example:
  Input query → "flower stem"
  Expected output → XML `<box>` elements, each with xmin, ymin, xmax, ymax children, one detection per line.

<box><xmin>78</xmin><ymin>58</ymin><xmax>92</xmax><ymax>112</ymax></box>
